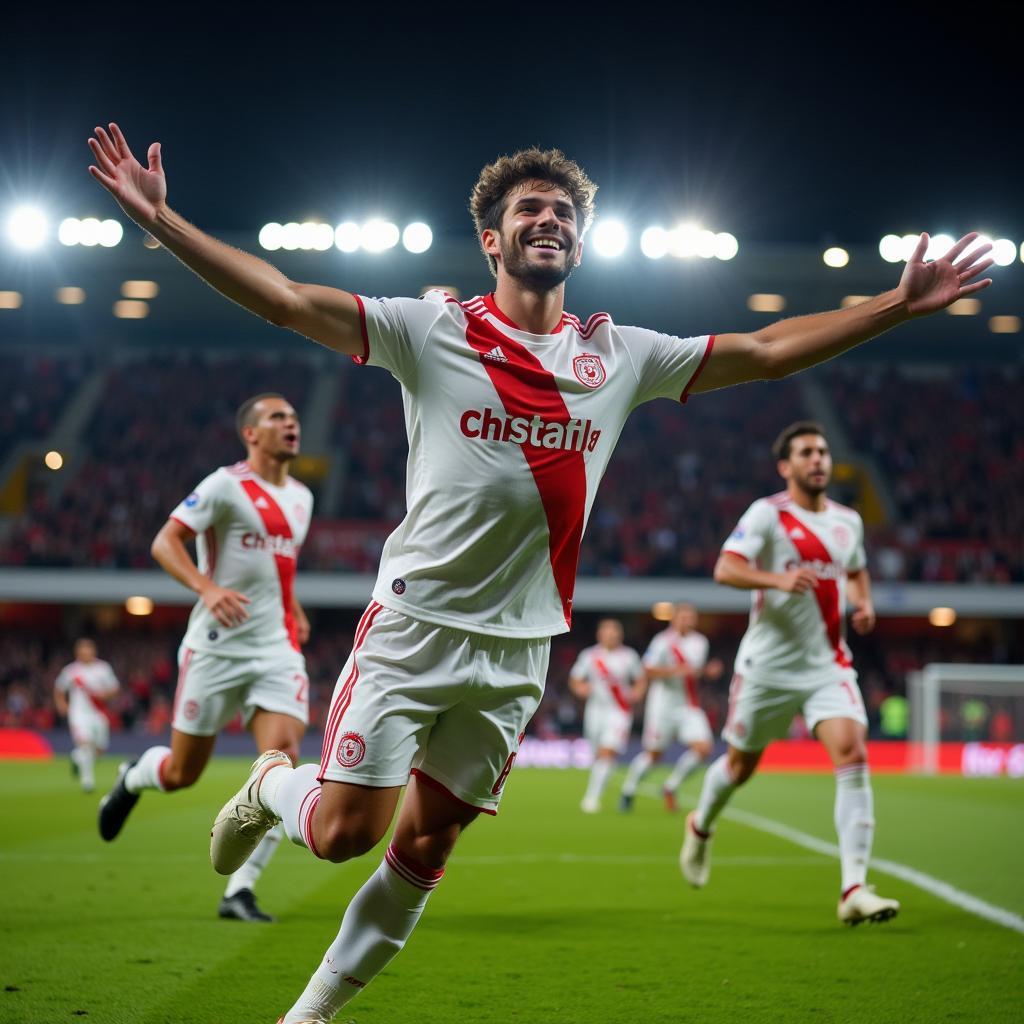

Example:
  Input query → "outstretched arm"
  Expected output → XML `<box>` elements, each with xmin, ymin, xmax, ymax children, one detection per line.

<box><xmin>692</xmin><ymin>233</ymin><xmax>994</xmax><ymax>392</ymax></box>
<box><xmin>88</xmin><ymin>123</ymin><xmax>364</xmax><ymax>354</ymax></box>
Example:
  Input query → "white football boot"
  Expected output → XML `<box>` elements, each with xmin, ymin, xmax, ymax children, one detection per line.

<box><xmin>837</xmin><ymin>884</ymin><xmax>901</xmax><ymax>925</ymax></box>
<box><xmin>580</xmin><ymin>795</ymin><xmax>601</xmax><ymax>814</ymax></box>
<box><xmin>210</xmin><ymin>749</ymin><xmax>291</xmax><ymax>875</ymax></box>
<box><xmin>680</xmin><ymin>811</ymin><xmax>713</xmax><ymax>888</ymax></box>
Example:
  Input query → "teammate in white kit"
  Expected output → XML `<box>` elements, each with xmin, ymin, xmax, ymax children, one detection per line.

<box><xmin>681</xmin><ymin>421</ymin><xmax>900</xmax><ymax>925</ymax></box>
<box><xmin>619</xmin><ymin>604</ymin><xmax>722</xmax><ymax>812</ymax></box>
<box><xmin>54</xmin><ymin>638</ymin><xmax>120</xmax><ymax>793</ymax></box>
<box><xmin>568</xmin><ymin>619</ymin><xmax>644</xmax><ymax>813</ymax></box>
<box><xmin>89</xmin><ymin>118</ymin><xmax>991</xmax><ymax>1018</ymax></box>
<box><xmin>97</xmin><ymin>392</ymin><xmax>313</xmax><ymax>924</ymax></box>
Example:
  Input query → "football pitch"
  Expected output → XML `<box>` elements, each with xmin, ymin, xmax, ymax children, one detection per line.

<box><xmin>2</xmin><ymin>759</ymin><xmax>1021</xmax><ymax>1024</ymax></box>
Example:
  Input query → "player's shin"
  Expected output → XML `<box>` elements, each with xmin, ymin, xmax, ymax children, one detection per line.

<box><xmin>693</xmin><ymin>754</ymin><xmax>738</xmax><ymax>833</ymax></box>
<box><xmin>834</xmin><ymin>762</ymin><xmax>874</xmax><ymax>896</ymax></box>
<box><xmin>583</xmin><ymin>757</ymin><xmax>614</xmax><ymax>805</ymax></box>
<box><xmin>75</xmin><ymin>746</ymin><xmax>96</xmax><ymax>789</ymax></box>
<box><xmin>260</xmin><ymin>761</ymin><xmax>322</xmax><ymax>852</ymax></box>
<box><xmin>282</xmin><ymin>842</ymin><xmax>443</xmax><ymax>1024</ymax></box>
<box><xmin>621</xmin><ymin>751</ymin><xmax>653</xmax><ymax>797</ymax></box>
<box><xmin>664</xmin><ymin>749</ymin><xmax>701</xmax><ymax>793</ymax></box>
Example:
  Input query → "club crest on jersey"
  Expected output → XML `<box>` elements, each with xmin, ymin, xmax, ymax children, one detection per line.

<box><xmin>832</xmin><ymin>523</ymin><xmax>852</xmax><ymax>548</ymax></box>
<box><xmin>573</xmin><ymin>353</ymin><xmax>606</xmax><ymax>389</ymax></box>
<box><xmin>336</xmin><ymin>731</ymin><xmax>366</xmax><ymax>768</ymax></box>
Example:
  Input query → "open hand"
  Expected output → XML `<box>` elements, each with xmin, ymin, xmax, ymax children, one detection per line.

<box><xmin>899</xmin><ymin>232</ymin><xmax>994</xmax><ymax>317</ymax></box>
<box><xmin>200</xmin><ymin>583</ymin><xmax>251</xmax><ymax>628</ymax></box>
<box><xmin>88</xmin><ymin>122</ymin><xmax>166</xmax><ymax>226</ymax></box>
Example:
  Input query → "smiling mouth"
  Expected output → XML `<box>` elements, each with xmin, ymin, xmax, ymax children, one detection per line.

<box><xmin>528</xmin><ymin>237</ymin><xmax>563</xmax><ymax>251</ymax></box>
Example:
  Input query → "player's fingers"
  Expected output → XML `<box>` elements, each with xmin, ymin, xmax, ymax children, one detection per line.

<box><xmin>944</xmin><ymin>231</ymin><xmax>979</xmax><ymax>263</ymax></box>
<box><xmin>958</xmin><ymin>278</ymin><xmax>993</xmax><ymax>296</ymax></box>
<box><xmin>909</xmin><ymin>231</ymin><xmax>929</xmax><ymax>264</ymax></box>
<box><xmin>959</xmin><ymin>257</ymin><xmax>995</xmax><ymax>282</ymax></box>
<box><xmin>88</xmin><ymin>137</ymin><xmax>118</xmax><ymax>177</ymax></box>
<box><xmin>94</xmin><ymin>126</ymin><xmax>119</xmax><ymax>163</ymax></box>
<box><xmin>148</xmin><ymin>141</ymin><xmax>163</xmax><ymax>175</ymax></box>
<box><xmin>954</xmin><ymin>245</ymin><xmax>992</xmax><ymax>273</ymax></box>
<box><xmin>88</xmin><ymin>165</ymin><xmax>118</xmax><ymax>191</ymax></box>
<box><xmin>234</xmin><ymin>592</ymin><xmax>251</xmax><ymax>604</ymax></box>
<box><xmin>108</xmin><ymin>122</ymin><xmax>135</xmax><ymax>160</ymax></box>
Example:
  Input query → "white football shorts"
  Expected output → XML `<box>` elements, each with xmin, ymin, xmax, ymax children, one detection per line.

<box><xmin>172</xmin><ymin>644</ymin><xmax>309</xmax><ymax>736</ymax></box>
<box><xmin>722</xmin><ymin>669</ymin><xmax>868</xmax><ymax>752</ymax></box>
<box><xmin>641</xmin><ymin>685</ymin><xmax>713</xmax><ymax>751</ymax></box>
<box><xmin>318</xmin><ymin>602</ymin><xmax>548</xmax><ymax>815</ymax></box>
<box><xmin>583</xmin><ymin>702</ymin><xmax>633</xmax><ymax>755</ymax></box>
<box><xmin>69</xmin><ymin>710</ymin><xmax>110</xmax><ymax>750</ymax></box>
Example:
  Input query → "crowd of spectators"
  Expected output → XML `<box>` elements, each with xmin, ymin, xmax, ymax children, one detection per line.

<box><xmin>1</xmin><ymin>351</ymin><xmax>94</xmax><ymax>451</ymax></box>
<box><xmin>1</xmin><ymin>351</ymin><xmax>1022</xmax><ymax>583</ymax></box>
<box><xmin>825</xmin><ymin>363</ymin><xmax>1024</xmax><ymax>582</ymax></box>
<box><xmin>0</xmin><ymin>353</ymin><xmax>313</xmax><ymax>568</ymax></box>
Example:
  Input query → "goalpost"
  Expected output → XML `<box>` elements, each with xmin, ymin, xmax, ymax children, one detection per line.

<box><xmin>906</xmin><ymin>663</ymin><xmax>1024</xmax><ymax>774</ymax></box>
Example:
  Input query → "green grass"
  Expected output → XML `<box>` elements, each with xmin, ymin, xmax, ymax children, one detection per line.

<box><xmin>1</xmin><ymin>758</ymin><xmax>1021</xmax><ymax>1023</ymax></box>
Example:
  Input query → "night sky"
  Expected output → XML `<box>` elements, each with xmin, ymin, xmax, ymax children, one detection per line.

<box><xmin>4</xmin><ymin>7</ymin><xmax>1021</xmax><ymax>246</ymax></box>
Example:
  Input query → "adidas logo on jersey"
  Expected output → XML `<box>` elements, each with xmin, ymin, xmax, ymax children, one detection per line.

<box><xmin>482</xmin><ymin>346</ymin><xmax>509</xmax><ymax>363</ymax></box>
<box><xmin>460</xmin><ymin>406</ymin><xmax>602</xmax><ymax>453</ymax></box>
<box><xmin>253</xmin><ymin>496</ymin><xmax>270</xmax><ymax>509</ymax></box>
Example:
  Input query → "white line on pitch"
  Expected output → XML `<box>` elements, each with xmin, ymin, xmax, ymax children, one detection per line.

<box><xmin>452</xmin><ymin>853</ymin><xmax>828</xmax><ymax>867</ymax></box>
<box><xmin>722</xmin><ymin>806</ymin><xmax>1024</xmax><ymax>936</ymax></box>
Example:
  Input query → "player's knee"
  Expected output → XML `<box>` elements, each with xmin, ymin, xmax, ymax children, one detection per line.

<box><xmin>693</xmin><ymin>741</ymin><xmax>712</xmax><ymax>760</ymax></box>
<box><xmin>317</xmin><ymin>820</ymin><xmax>386</xmax><ymax>863</ymax></box>
<box><xmin>274</xmin><ymin>740</ymin><xmax>301</xmax><ymax>766</ymax></box>
<box><xmin>727</xmin><ymin>751</ymin><xmax>758</xmax><ymax>785</ymax></box>
<box><xmin>832</xmin><ymin>739</ymin><xmax>867</xmax><ymax>766</ymax></box>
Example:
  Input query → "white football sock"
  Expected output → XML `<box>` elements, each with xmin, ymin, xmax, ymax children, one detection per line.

<box><xmin>283</xmin><ymin>842</ymin><xmax>443</xmax><ymax>1024</ymax></box>
<box><xmin>74</xmin><ymin>746</ymin><xmax>96</xmax><ymax>789</ymax></box>
<box><xmin>663</xmin><ymin>749</ymin><xmax>702</xmax><ymax>794</ymax></box>
<box><xmin>224</xmin><ymin>823</ymin><xmax>283</xmax><ymax>898</ymax></box>
<box><xmin>834</xmin><ymin>762</ymin><xmax>874</xmax><ymax>896</ymax></box>
<box><xmin>260</xmin><ymin>762</ymin><xmax>323</xmax><ymax>853</ymax></box>
<box><xmin>583</xmin><ymin>757</ymin><xmax>614</xmax><ymax>805</ymax></box>
<box><xmin>124</xmin><ymin>745</ymin><xmax>171</xmax><ymax>794</ymax></box>
<box><xmin>693</xmin><ymin>754</ymin><xmax>738</xmax><ymax>834</ymax></box>
<box><xmin>621</xmin><ymin>751</ymin><xmax>653</xmax><ymax>797</ymax></box>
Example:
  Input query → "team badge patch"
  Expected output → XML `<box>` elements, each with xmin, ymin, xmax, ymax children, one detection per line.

<box><xmin>183</xmin><ymin>700</ymin><xmax>200</xmax><ymax>721</ymax></box>
<box><xmin>336</xmin><ymin>731</ymin><xmax>367</xmax><ymax>768</ymax></box>
<box><xmin>573</xmin><ymin>353</ymin><xmax>606</xmax><ymax>389</ymax></box>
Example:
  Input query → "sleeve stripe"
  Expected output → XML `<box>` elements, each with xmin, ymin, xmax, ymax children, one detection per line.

<box><xmin>679</xmin><ymin>334</ymin><xmax>716</xmax><ymax>404</ymax></box>
<box><xmin>351</xmin><ymin>293</ymin><xmax>371</xmax><ymax>365</ymax></box>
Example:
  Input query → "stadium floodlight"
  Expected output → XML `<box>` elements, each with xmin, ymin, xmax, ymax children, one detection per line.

<box><xmin>259</xmin><ymin>223</ymin><xmax>283</xmax><ymax>251</ymax></box>
<box><xmin>56</xmin><ymin>287</ymin><xmax>86</xmax><ymax>305</ymax></box>
<box><xmin>44</xmin><ymin>450</ymin><xmax>64</xmax><ymax>470</ymax></box>
<box><xmin>947</xmin><ymin>298</ymin><xmax>981</xmax><ymax>316</ymax></box>
<box><xmin>334</xmin><ymin>221</ymin><xmax>361</xmax><ymax>253</ymax></box>
<box><xmin>0</xmin><ymin>291</ymin><xmax>23</xmax><ymax>309</ymax></box>
<box><xmin>878</xmin><ymin>234</ymin><xmax>903</xmax><ymax>262</ymax></box>
<box><xmin>928</xmin><ymin>607</ymin><xmax>957</xmax><ymax>627</ymax></box>
<box><xmin>695</xmin><ymin>229</ymin><xmax>717</xmax><ymax>259</ymax></box>
<box><xmin>714</xmin><ymin>232</ymin><xmax>739</xmax><ymax>261</ymax></box>
<box><xmin>280</xmin><ymin>222</ymin><xmax>302</xmax><ymax>251</ymax></box>
<box><xmin>125</xmin><ymin>595</ymin><xmax>155</xmax><ymax>616</ymax></box>
<box><xmin>651</xmin><ymin>601</ymin><xmax>674</xmax><ymax>621</ymax></box>
<box><xmin>991</xmin><ymin>238</ymin><xmax>1016</xmax><ymax>267</ymax></box>
<box><xmin>58</xmin><ymin>218</ymin><xmax>81</xmax><ymax>246</ymax></box>
<box><xmin>591</xmin><ymin>219</ymin><xmax>628</xmax><ymax>258</ymax></box>
<box><xmin>748</xmin><ymin>293</ymin><xmax>786</xmax><ymax>313</ymax></box>
<box><xmin>402</xmin><ymin>222</ymin><xmax>433</xmax><ymax>254</ymax></box>
<box><xmin>989</xmin><ymin>315</ymin><xmax>1022</xmax><ymax>334</ymax></box>
<box><xmin>6</xmin><ymin>205</ymin><xmax>48</xmax><ymax>250</ymax></box>
<box><xmin>78</xmin><ymin>218</ymin><xmax>102</xmax><ymax>247</ymax></box>
<box><xmin>823</xmin><ymin>246</ymin><xmax>849</xmax><ymax>268</ymax></box>
<box><xmin>98</xmin><ymin>219</ymin><xmax>123</xmax><ymax>247</ymax></box>
<box><xmin>361</xmin><ymin>219</ymin><xmax>400</xmax><ymax>253</ymax></box>
<box><xmin>312</xmin><ymin>223</ymin><xmax>334</xmax><ymax>251</ymax></box>
<box><xmin>640</xmin><ymin>226</ymin><xmax>669</xmax><ymax>260</ymax></box>
<box><xmin>668</xmin><ymin>223</ymin><xmax>701</xmax><ymax>258</ymax></box>
<box><xmin>113</xmin><ymin>299</ymin><xmax>149</xmax><ymax>319</ymax></box>
<box><xmin>900</xmin><ymin>233</ymin><xmax>921</xmax><ymax>261</ymax></box>
<box><xmin>925</xmin><ymin>234</ymin><xmax>954</xmax><ymax>261</ymax></box>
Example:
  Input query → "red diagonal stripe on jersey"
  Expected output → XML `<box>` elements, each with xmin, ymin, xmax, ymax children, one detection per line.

<box><xmin>73</xmin><ymin>675</ymin><xmax>108</xmax><ymax>715</ymax></box>
<box><xmin>776</xmin><ymin>509</ymin><xmax>851</xmax><ymax>667</ymax></box>
<box><xmin>668</xmin><ymin>643</ymin><xmax>700</xmax><ymax>707</ymax></box>
<box><xmin>240</xmin><ymin>479</ymin><xmax>299</xmax><ymax>651</ymax></box>
<box><xmin>464</xmin><ymin>314</ymin><xmax>586</xmax><ymax>627</ymax></box>
<box><xmin>593</xmin><ymin>656</ymin><xmax>631</xmax><ymax>712</ymax></box>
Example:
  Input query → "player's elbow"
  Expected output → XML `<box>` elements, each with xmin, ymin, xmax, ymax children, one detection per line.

<box><xmin>713</xmin><ymin>557</ymin><xmax>734</xmax><ymax>585</ymax></box>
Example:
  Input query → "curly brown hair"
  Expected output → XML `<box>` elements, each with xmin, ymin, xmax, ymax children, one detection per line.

<box><xmin>469</xmin><ymin>148</ymin><xmax>598</xmax><ymax>276</ymax></box>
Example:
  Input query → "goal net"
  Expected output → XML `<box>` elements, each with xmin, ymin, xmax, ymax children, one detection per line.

<box><xmin>907</xmin><ymin>663</ymin><xmax>1024</xmax><ymax>774</ymax></box>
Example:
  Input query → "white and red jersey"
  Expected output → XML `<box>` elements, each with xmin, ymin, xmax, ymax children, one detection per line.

<box><xmin>169</xmin><ymin>462</ymin><xmax>314</xmax><ymax>657</ymax></box>
<box><xmin>722</xmin><ymin>491</ymin><xmax>867</xmax><ymax>682</ymax></box>
<box><xmin>55</xmin><ymin>659</ymin><xmax>119</xmax><ymax>720</ymax></box>
<box><xmin>354</xmin><ymin>290</ymin><xmax>713</xmax><ymax>638</ymax></box>
<box><xmin>569</xmin><ymin>644</ymin><xmax>643</xmax><ymax>713</ymax></box>
<box><xmin>643</xmin><ymin>629</ymin><xmax>709</xmax><ymax>708</ymax></box>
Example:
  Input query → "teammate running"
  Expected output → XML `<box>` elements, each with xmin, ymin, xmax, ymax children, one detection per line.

<box><xmin>568</xmin><ymin>618</ymin><xmax>644</xmax><ymax>813</ymax></box>
<box><xmin>619</xmin><ymin>603</ymin><xmax>722</xmax><ymax>812</ymax></box>
<box><xmin>97</xmin><ymin>392</ymin><xmax>313</xmax><ymax>924</ymax></box>
<box><xmin>89</xmin><ymin>121</ymin><xmax>989</xmax><ymax>1019</ymax></box>
<box><xmin>54</xmin><ymin>638</ymin><xmax>120</xmax><ymax>794</ymax></box>
<box><xmin>681</xmin><ymin>421</ymin><xmax>898</xmax><ymax>925</ymax></box>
